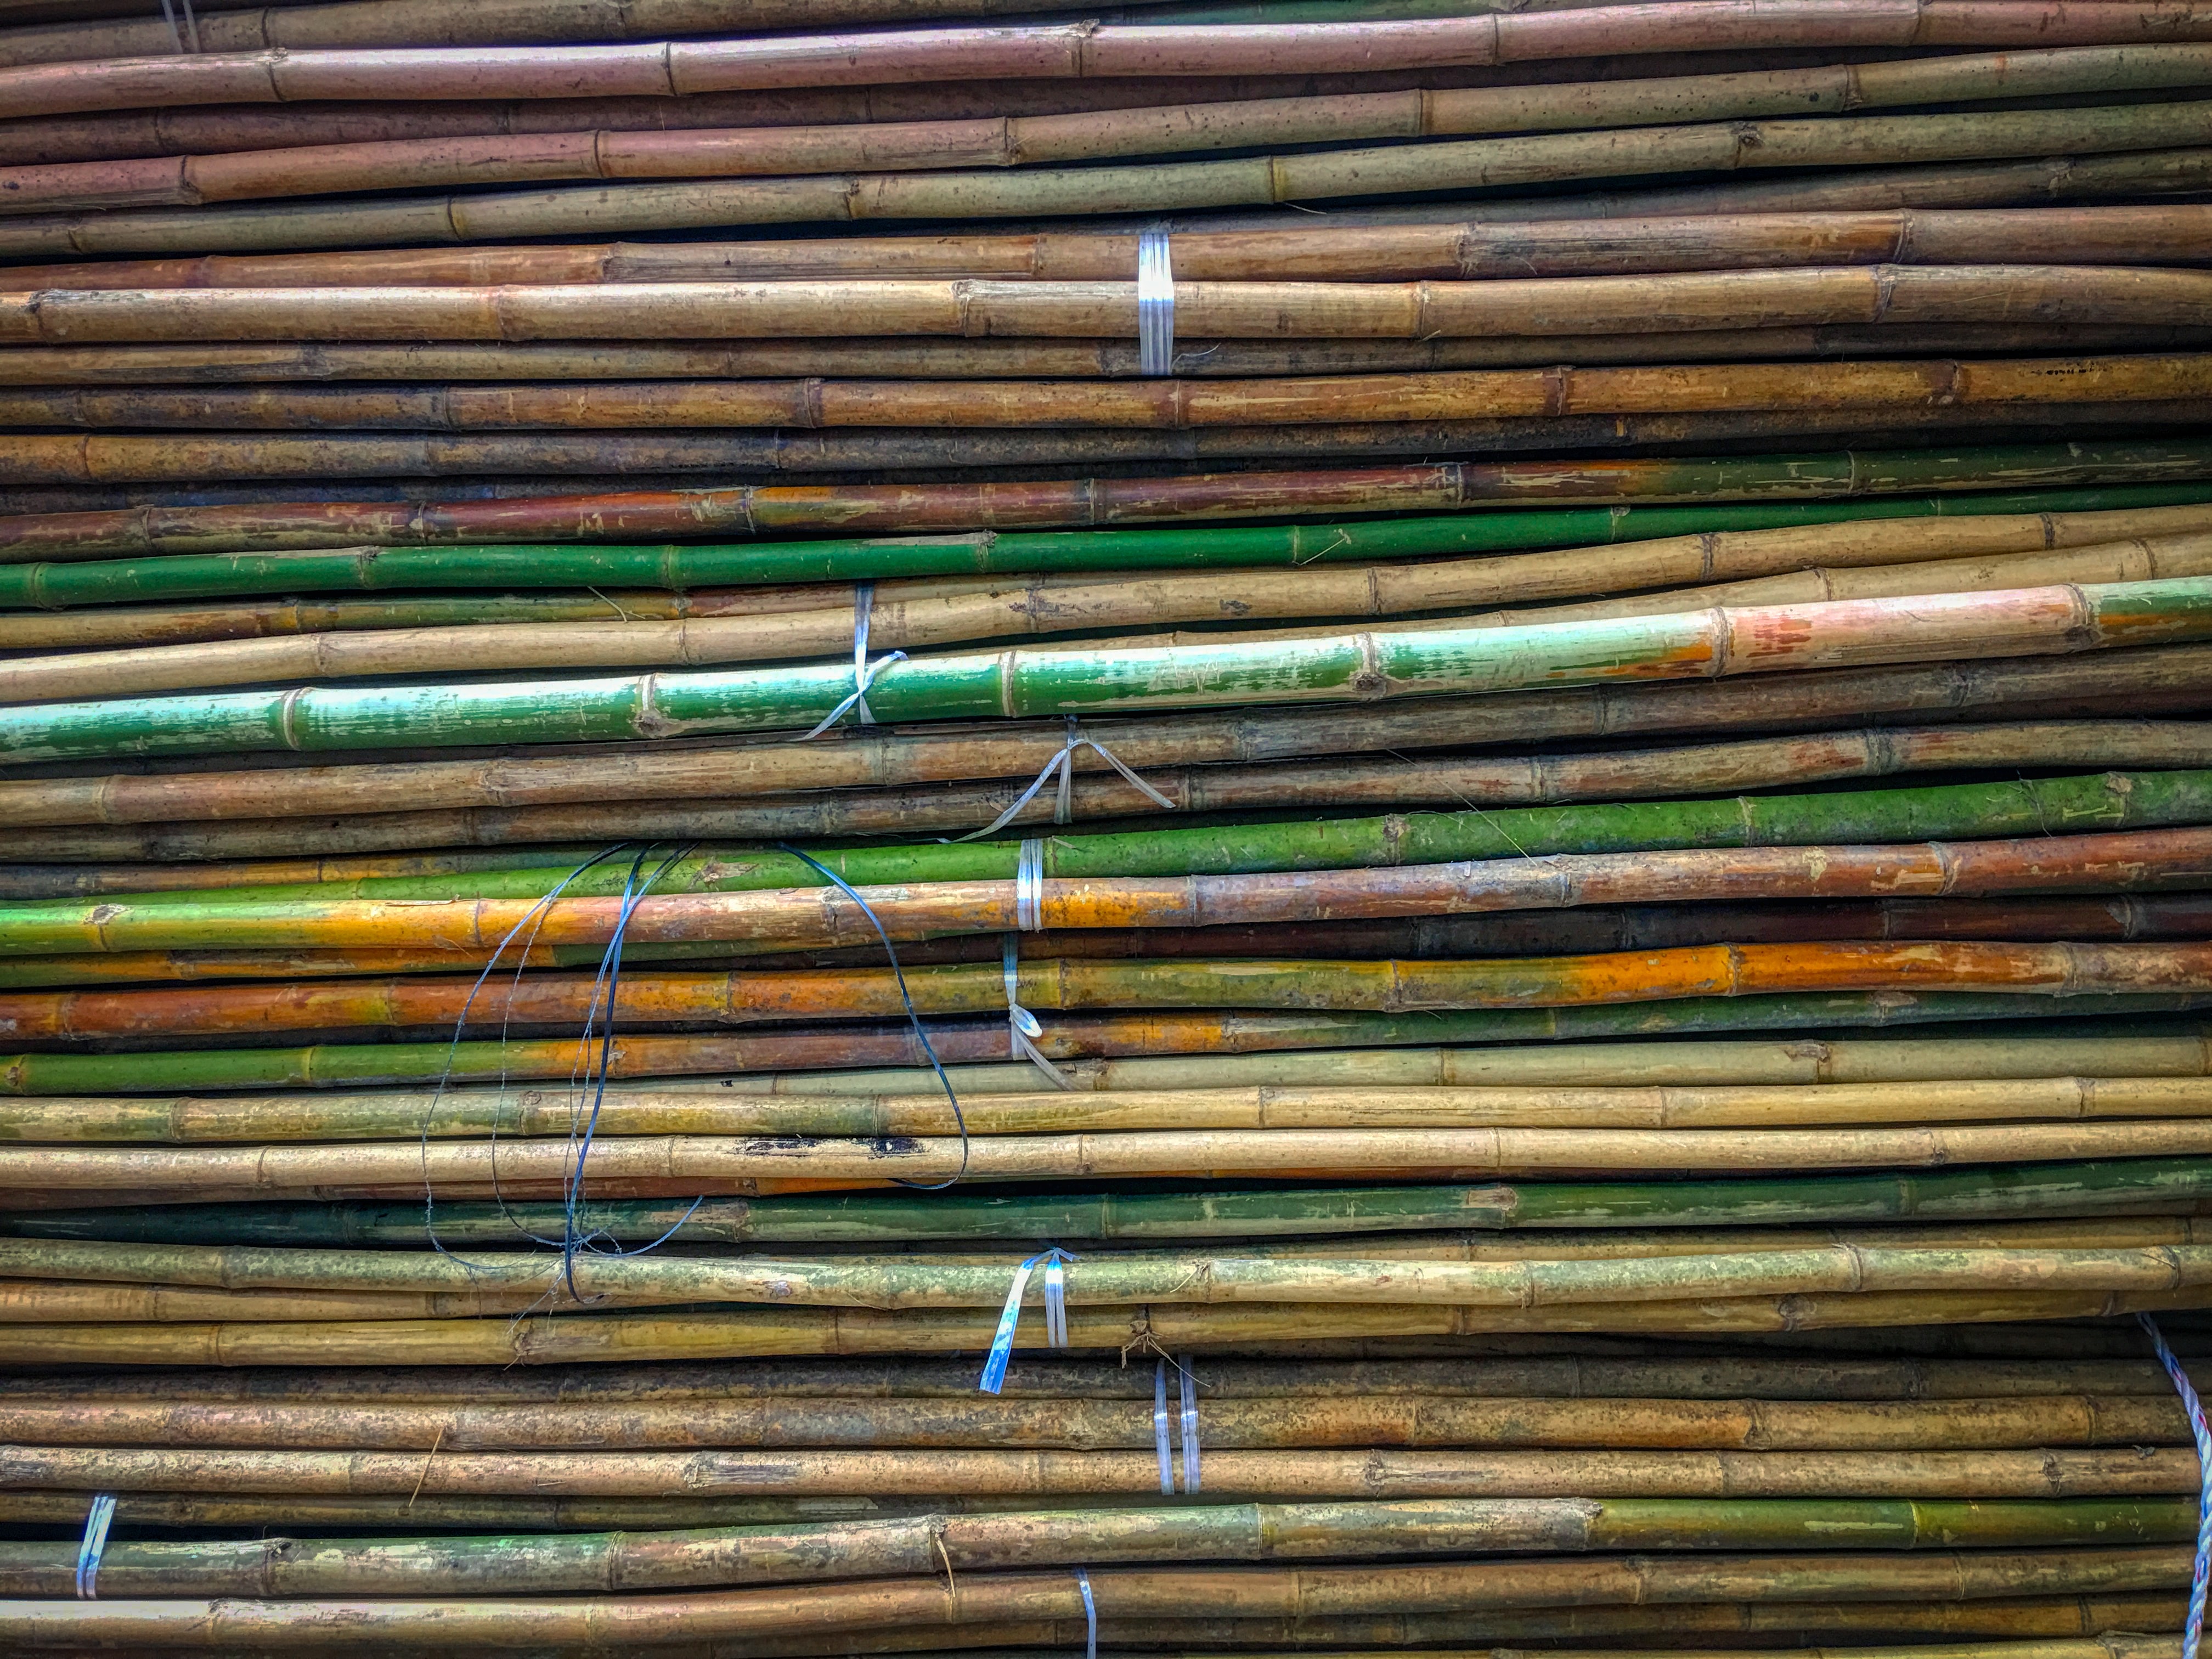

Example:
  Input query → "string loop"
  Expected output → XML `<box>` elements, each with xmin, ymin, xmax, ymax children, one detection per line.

<box><xmin>1003</xmin><ymin>935</ymin><xmax>1071</xmax><ymax>1090</ymax></box>
<box><xmin>958</xmin><ymin>715</ymin><xmax>1176</xmax><ymax>842</ymax></box>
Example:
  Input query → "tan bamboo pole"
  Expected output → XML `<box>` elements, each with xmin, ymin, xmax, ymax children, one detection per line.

<box><xmin>2</xmin><ymin>1291</ymin><xmax>2208</xmax><ymax>1369</ymax></box>
<box><xmin>0</xmin><ymin>1414</ymin><xmax>2197</xmax><ymax>1500</ymax></box>
<box><xmin>3</xmin><ymin>1238</ymin><xmax>2211</xmax><ymax>1316</ymax></box>
<box><xmin>9</xmin><ymin>268</ymin><xmax>2212</xmax><ymax>346</ymax></box>
<box><xmin>9</xmin><ymin>1076</ymin><xmax>2205</xmax><ymax>1144</ymax></box>
<box><xmin>12</xmin><ymin>46</ymin><xmax>2212</xmax><ymax>212</ymax></box>
<box><xmin>11</xmin><ymin>202</ymin><xmax>2212</xmax><ymax>291</ymax></box>
<box><xmin>7</xmin><ymin>325</ymin><xmax>2209</xmax><ymax>383</ymax></box>
<box><xmin>7</xmin><ymin>520</ymin><xmax>2209</xmax><ymax>703</ymax></box>
<box><xmin>4</xmin><ymin>640</ymin><xmax>2202</xmax><ymax>830</ymax></box>
<box><xmin>12</xmin><ymin>1120</ymin><xmax>2212</xmax><ymax>1192</ymax></box>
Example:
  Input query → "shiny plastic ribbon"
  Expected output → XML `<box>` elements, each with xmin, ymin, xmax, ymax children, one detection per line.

<box><xmin>1138</xmin><ymin>228</ymin><xmax>1175</xmax><ymax>376</ymax></box>
<box><xmin>1015</xmin><ymin>837</ymin><xmax>1045</xmax><ymax>933</ymax></box>
<box><xmin>1003</xmin><ymin>935</ymin><xmax>1070</xmax><ymax>1090</ymax></box>
<box><xmin>978</xmin><ymin>1246</ymin><xmax>1076</xmax><ymax>1393</ymax></box>
<box><xmin>2142</xmin><ymin>1313</ymin><xmax>2211</xmax><ymax>1659</ymax></box>
<box><xmin>75</xmin><ymin>1494</ymin><xmax>116</xmax><ymax>1600</ymax></box>
<box><xmin>160</xmin><ymin>0</ymin><xmax>201</xmax><ymax>50</ymax></box>
<box><xmin>1154</xmin><ymin>1359</ymin><xmax>1173</xmax><ymax>1494</ymax></box>
<box><xmin>1077</xmin><ymin>1566</ymin><xmax>1098</xmax><ymax>1659</ymax></box>
<box><xmin>957</xmin><ymin>715</ymin><xmax>1178</xmax><ymax>842</ymax></box>
<box><xmin>1178</xmin><ymin>1352</ymin><xmax>1202</xmax><ymax>1494</ymax></box>
<box><xmin>803</xmin><ymin>580</ymin><xmax>907</xmax><ymax>738</ymax></box>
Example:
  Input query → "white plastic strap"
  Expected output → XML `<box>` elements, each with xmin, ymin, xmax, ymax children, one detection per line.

<box><xmin>75</xmin><ymin>1494</ymin><xmax>116</xmax><ymax>1600</ymax></box>
<box><xmin>1015</xmin><ymin>837</ymin><xmax>1045</xmax><ymax>933</ymax></box>
<box><xmin>958</xmin><ymin>715</ymin><xmax>1178</xmax><ymax>843</ymax></box>
<box><xmin>1154</xmin><ymin>1359</ymin><xmax>1173</xmax><ymax>1494</ymax></box>
<box><xmin>1003</xmin><ymin>935</ymin><xmax>1070</xmax><ymax>1090</ymax></box>
<box><xmin>159</xmin><ymin>0</ymin><xmax>201</xmax><ymax>50</ymax></box>
<box><xmin>803</xmin><ymin>580</ymin><xmax>907</xmax><ymax>739</ymax></box>
<box><xmin>1138</xmin><ymin>228</ymin><xmax>1174</xmax><ymax>376</ymax></box>
<box><xmin>1178</xmin><ymin>1353</ymin><xmax>1201</xmax><ymax>1494</ymax></box>
<box><xmin>978</xmin><ymin>1246</ymin><xmax>1077</xmax><ymax>1393</ymax></box>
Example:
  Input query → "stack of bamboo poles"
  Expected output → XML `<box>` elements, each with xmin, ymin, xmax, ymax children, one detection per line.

<box><xmin>9</xmin><ymin>0</ymin><xmax>2212</xmax><ymax>1655</ymax></box>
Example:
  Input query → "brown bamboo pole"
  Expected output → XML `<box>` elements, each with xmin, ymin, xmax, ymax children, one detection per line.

<box><xmin>13</xmin><ymin>1119</ymin><xmax>2212</xmax><ymax>1192</ymax></box>
<box><xmin>13</xmin><ymin>447</ymin><xmax>2212</xmax><ymax>558</ymax></box>
<box><xmin>4</xmin><ymin>641</ymin><xmax>2201</xmax><ymax>830</ymax></box>
<box><xmin>13</xmin><ymin>46</ymin><xmax>2212</xmax><ymax>213</ymax></box>
<box><xmin>7</xmin><ymin>353</ymin><xmax>2208</xmax><ymax>433</ymax></box>
<box><xmin>11</xmin><ymin>204</ymin><xmax>2212</xmax><ymax>291</ymax></box>
<box><xmin>10</xmin><ymin>268</ymin><xmax>2212</xmax><ymax>345</ymax></box>
<box><xmin>12</xmin><ymin>402</ymin><xmax>2198</xmax><ymax>485</ymax></box>
<box><xmin>7</xmin><ymin>521</ymin><xmax>2208</xmax><ymax>704</ymax></box>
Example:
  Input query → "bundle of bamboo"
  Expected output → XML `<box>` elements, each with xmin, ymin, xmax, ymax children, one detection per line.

<box><xmin>8</xmin><ymin>0</ymin><xmax>2212</xmax><ymax>1653</ymax></box>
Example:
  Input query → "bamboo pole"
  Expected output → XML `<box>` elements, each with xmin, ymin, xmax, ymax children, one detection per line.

<box><xmin>0</xmin><ymin>1498</ymin><xmax>2184</xmax><ymax>1598</ymax></box>
<box><xmin>11</xmin><ymin>994</ymin><xmax>2206</xmax><ymax>1094</ymax></box>
<box><xmin>19</xmin><ymin>1154</ymin><xmax>2212</xmax><ymax>1248</ymax></box>
<box><xmin>5</xmin><ymin>642</ymin><xmax>2203</xmax><ymax>833</ymax></box>
<box><xmin>15</xmin><ymin>1114</ymin><xmax>2212</xmax><ymax>1190</ymax></box>
<box><xmin>14</xmin><ymin>268</ymin><xmax>2212</xmax><ymax>347</ymax></box>
<box><xmin>5</xmin><ymin>1237</ymin><xmax>2212</xmax><ymax>1316</ymax></box>
<box><xmin>7</xmin><ymin>439</ymin><xmax>2206</xmax><ymax>559</ymax></box>
<box><xmin>5</xmin><ymin>929</ymin><xmax>2211</xmax><ymax>1045</ymax></box>
<box><xmin>9</xmin><ymin>1074</ymin><xmax>2205</xmax><ymax>1143</ymax></box>
<box><xmin>12</xmin><ymin>47</ymin><xmax>2212</xmax><ymax>214</ymax></box>
<box><xmin>11</xmin><ymin>8</ymin><xmax>2212</xmax><ymax>122</ymax></box>
<box><xmin>3</xmin><ymin>575</ymin><xmax>2206</xmax><ymax>765</ymax></box>
<box><xmin>13</xmin><ymin>203</ymin><xmax>2212</xmax><ymax>292</ymax></box>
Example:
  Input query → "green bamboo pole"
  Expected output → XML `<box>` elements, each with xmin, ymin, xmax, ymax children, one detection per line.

<box><xmin>4</xmin><ymin>575</ymin><xmax>2199</xmax><ymax>765</ymax></box>
<box><xmin>0</xmin><ymin>1499</ymin><xmax>2190</xmax><ymax>1599</ymax></box>
<box><xmin>13</xmin><ymin>1155</ymin><xmax>2207</xmax><ymax>1246</ymax></box>
<box><xmin>2</xmin><ymin>994</ymin><xmax>2203</xmax><ymax>1095</ymax></box>
<box><xmin>16</xmin><ymin>766</ymin><xmax>2206</xmax><ymax>927</ymax></box>
<box><xmin>7</xmin><ymin>479</ymin><xmax>2205</xmax><ymax>595</ymax></box>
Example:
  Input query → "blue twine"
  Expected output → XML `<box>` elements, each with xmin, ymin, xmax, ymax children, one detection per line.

<box><xmin>2140</xmin><ymin>1312</ymin><xmax>2211</xmax><ymax>1659</ymax></box>
<box><xmin>775</xmin><ymin>844</ymin><xmax>969</xmax><ymax>1190</ymax></box>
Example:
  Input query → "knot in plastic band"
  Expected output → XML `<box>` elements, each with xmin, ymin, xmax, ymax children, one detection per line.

<box><xmin>1002</xmin><ymin>934</ymin><xmax>1069</xmax><ymax>1090</ymax></box>
<box><xmin>959</xmin><ymin>715</ymin><xmax>1177</xmax><ymax>842</ymax></box>
<box><xmin>1138</xmin><ymin>229</ymin><xmax>1175</xmax><ymax>376</ymax></box>
<box><xmin>978</xmin><ymin>1246</ymin><xmax>1077</xmax><ymax>1393</ymax></box>
<box><xmin>75</xmin><ymin>1494</ymin><xmax>116</xmax><ymax>1600</ymax></box>
<box><xmin>803</xmin><ymin>580</ymin><xmax>907</xmax><ymax>739</ymax></box>
<box><xmin>2141</xmin><ymin>1313</ymin><xmax>2211</xmax><ymax>1659</ymax></box>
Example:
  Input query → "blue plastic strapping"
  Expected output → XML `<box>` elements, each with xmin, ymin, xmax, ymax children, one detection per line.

<box><xmin>1003</xmin><ymin>934</ymin><xmax>1071</xmax><ymax>1090</ymax></box>
<box><xmin>978</xmin><ymin>1246</ymin><xmax>1077</xmax><ymax>1393</ymax></box>
<box><xmin>803</xmin><ymin>580</ymin><xmax>907</xmax><ymax>738</ymax></box>
<box><xmin>2142</xmin><ymin>1312</ymin><xmax>2211</xmax><ymax>1659</ymax></box>
<box><xmin>1154</xmin><ymin>1358</ymin><xmax>1173</xmax><ymax>1494</ymax></box>
<box><xmin>1178</xmin><ymin>1353</ymin><xmax>1201</xmax><ymax>1494</ymax></box>
<box><xmin>1137</xmin><ymin>230</ymin><xmax>1174</xmax><ymax>376</ymax></box>
<box><xmin>75</xmin><ymin>1494</ymin><xmax>116</xmax><ymax>1600</ymax></box>
<box><xmin>1077</xmin><ymin>1566</ymin><xmax>1098</xmax><ymax>1659</ymax></box>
